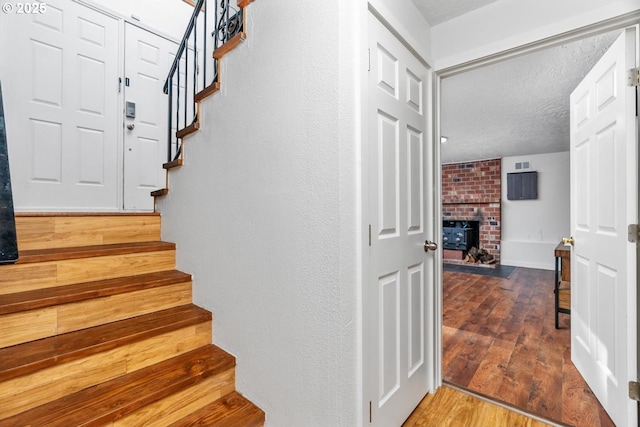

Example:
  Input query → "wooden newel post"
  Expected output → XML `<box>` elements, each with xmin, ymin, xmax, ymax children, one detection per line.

<box><xmin>0</xmin><ymin>81</ymin><xmax>18</xmax><ymax>264</ymax></box>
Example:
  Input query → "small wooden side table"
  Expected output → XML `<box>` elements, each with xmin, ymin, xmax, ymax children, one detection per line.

<box><xmin>554</xmin><ymin>241</ymin><xmax>571</xmax><ymax>328</ymax></box>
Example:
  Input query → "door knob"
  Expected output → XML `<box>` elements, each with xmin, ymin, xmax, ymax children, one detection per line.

<box><xmin>127</xmin><ymin>123</ymin><xmax>135</xmax><ymax>130</ymax></box>
<box><xmin>424</xmin><ymin>240</ymin><xmax>438</xmax><ymax>252</ymax></box>
<box><xmin>562</xmin><ymin>237</ymin><xmax>574</xmax><ymax>246</ymax></box>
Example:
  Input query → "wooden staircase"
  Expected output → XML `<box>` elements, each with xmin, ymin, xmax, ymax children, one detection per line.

<box><xmin>0</xmin><ymin>213</ymin><xmax>264</xmax><ymax>426</ymax></box>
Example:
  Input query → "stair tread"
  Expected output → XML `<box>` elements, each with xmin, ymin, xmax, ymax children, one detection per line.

<box><xmin>164</xmin><ymin>158</ymin><xmax>184</xmax><ymax>170</ymax></box>
<box><xmin>176</xmin><ymin>121</ymin><xmax>200</xmax><ymax>139</ymax></box>
<box><xmin>152</xmin><ymin>188</ymin><xmax>169</xmax><ymax>197</ymax></box>
<box><xmin>0</xmin><ymin>303</ymin><xmax>211</xmax><ymax>382</ymax></box>
<box><xmin>16</xmin><ymin>241</ymin><xmax>175</xmax><ymax>264</ymax></box>
<box><xmin>15</xmin><ymin>212</ymin><xmax>161</xmax><ymax>217</ymax></box>
<box><xmin>2</xmin><ymin>345</ymin><xmax>234</xmax><ymax>427</ymax></box>
<box><xmin>213</xmin><ymin>32</ymin><xmax>246</xmax><ymax>59</ymax></box>
<box><xmin>169</xmin><ymin>391</ymin><xmax>265</xmax><ymax>427</ymax></box>
<box><xmin>0</xmin><ymin>269</ymin><xmax>191</xmax><ymax>315</ymax></box>
<box><xmin>194</xmin><ymin>81</ymin><xmax>220</xmax><ymax>102</ymax></box>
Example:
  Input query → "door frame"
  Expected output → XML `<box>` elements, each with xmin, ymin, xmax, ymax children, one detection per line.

<box><xmin>434</xmin><ymin>8</ymin><xmax>640</xmax><ymax>419</ymax></box>
<box><xmin>361</xmin><ymin>1</ymin><xmax>441</xmax><ymax>424</ymax></box>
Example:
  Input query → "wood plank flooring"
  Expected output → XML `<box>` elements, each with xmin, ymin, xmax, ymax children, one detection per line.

<box><xmin>403</xmin><ymin>385</ymin><xmax>552</xmax><ymax>427</ymax></box>
<box><xmin>440</xmin><ymin>267</ymin><xmax>614</xmax><ymax>427</ymax></box>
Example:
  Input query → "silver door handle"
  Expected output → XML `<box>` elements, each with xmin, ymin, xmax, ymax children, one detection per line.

<box><xmin>127</xmin><ymin>123</ymin><xmax>135</xmax><ymax>130</ymax></box>
<box><xmin>424</xmin><ymin>240</ymin><xmax>438</xmax><ymax>252</ymax></box>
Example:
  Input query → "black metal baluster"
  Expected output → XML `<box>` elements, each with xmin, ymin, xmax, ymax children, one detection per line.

<box><xmin>167</xmin><ymin>77</ymin><xmax>173</xmax><ymax>162</ymax></box>
<box><xmin>203</xmin><ymin>0</ymin><xmax>207</xmax><ymax>88</ymax></box>
<box><xmin>193</xmin><ymin>17</ymin><xmax>198</xmax><ymax>120</ymax></box>
<box><xmin>184</xmin><ymin>43</ymin><xmax>188</xmax><ymax>128</ymax></box>
<box><xmin>214</xmin><ymin>0</ymin><xmax>220</xmax><ymax>51</ymax></box>
<box><xmin>225</xmin><ymin>0</ymin><xmax>229</xmax><ymax>42</ymax></box>
<box><xmin>176</xmin><ymin>58</ymin><xmax>181</xmax><ymax>147</ymax></box>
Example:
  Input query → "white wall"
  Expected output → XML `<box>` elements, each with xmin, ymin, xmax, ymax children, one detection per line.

<box><xmin>87</xmin><ymin>0</ymin><xmax>193</xmax><ymax>40</ymax></box>
<box><xmin>432</xmin><ymin>0</ymin><xmax>640</xmax><ymax>69</ymax></box>
<box><xmin>500</xmin><ymin>152</ymin><xmax>569</xmax><ymax>270</ymax></box>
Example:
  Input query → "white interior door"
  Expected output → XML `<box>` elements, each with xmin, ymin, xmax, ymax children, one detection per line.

<box><xmin>365</xmin><ymin>13</ymin><xmax>435</xmax><ymax>427</ymax></box>
<box><xmin>123</xmin><ymin>23</ymin><xmax>177</xmax><ymax>211</ymax></box>
<box><xmin>569</xmin><ymin>27</ymin><xmax>638</xmax><ymax>427</ymax></box>
<box><xmin>0</xmin><ymin>0</ymin><xmax>120</xmax><ymax>211</ymax></box>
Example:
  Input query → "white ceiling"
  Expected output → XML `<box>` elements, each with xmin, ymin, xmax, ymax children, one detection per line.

<box><xmin>411</xmin><ymin>0</ymin><xmax>500</xmax><ymax>26</ymax></box>
<box><xmin>410</xmin><ymin>0</ymin><xmax>621</xmax><ymax>164</ymax></box>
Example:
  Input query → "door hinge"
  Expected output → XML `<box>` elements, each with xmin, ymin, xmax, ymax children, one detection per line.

<box><xmin>628</xmin><ymin>224</ymin><xmax>640</xmax><ymax>243</ymax></box>
<box><xmin>629</xmin><ymin>381</ymin><xmax>640</xmax><ymax>401</ymax></box>
<box><xmin>118</xmin><ymin>77</ymin><xmax>122</xmax><ymax>93</ymax></box>
<box><xmin>628</xmin><ymin>68</ymin><xmax>640</xmax><ymax>87</ymax></box>
<box><xmin>369</xmin><ymin>400</ymin><xmax>372</xmax><ymax>423</ymax></box>
<box><xmin>368</xmin><ymin>49</ymin><xmax>371</xmax><ymax>72</ymax></box>
<box><xmin>369</xmin><ymin>224</ymin><xmax>372</xmax><ymax>246</ymax></box>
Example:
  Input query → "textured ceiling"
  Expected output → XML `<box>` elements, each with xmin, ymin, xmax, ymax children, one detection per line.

<box><xmin>439</xmin><ymin>31</ymin><xmax>620</xmax><ymax>164</ymax></box>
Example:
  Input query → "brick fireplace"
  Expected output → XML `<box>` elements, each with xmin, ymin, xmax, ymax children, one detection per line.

<box><xmin>442</xmin><ymin>158</ymin><xmax>501</xmax><ymax>265</ymax></box>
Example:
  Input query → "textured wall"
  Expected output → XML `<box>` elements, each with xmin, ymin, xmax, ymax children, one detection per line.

<box><xmin>442</xmin><ymin>159</ymin><xmax>501</xmax><ymax>261</ymax></box>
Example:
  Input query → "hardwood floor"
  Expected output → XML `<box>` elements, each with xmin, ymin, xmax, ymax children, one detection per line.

<box><xmin>403</xmin><ymin>384</ymin><xmax>552</xmax><ymax>427</ymax></box>
<box><xmin>440</xmin><ymin>267</ymin><xmax>614</xmax><ymax>427</ymax></box>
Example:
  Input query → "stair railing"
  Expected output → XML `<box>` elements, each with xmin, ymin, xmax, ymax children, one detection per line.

<box><xmin>0</xmin><ymin>81</ymin><xmax>18</xmax><ymax>264</ymax></box>
<box><xmin>163</xmin><ymin>0</ymin><xmax>244</xmax><ymax>164</ymax></box>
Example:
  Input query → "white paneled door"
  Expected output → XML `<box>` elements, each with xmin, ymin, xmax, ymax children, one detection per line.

<box><xmin>569</xmin><ymin>27</ymin><xmax>637</xmax><ymax>427</ymax></box>
<box><xmin>0</xmin><ymin>0</ymin><xmax>120</xmax><ymax>210</ymax></box>
<box><xmin>123</xmin><ymin>23</ymin><xmax>176</xmax><ymax>211</ymax></box>
<box><xmin>365</xmin><ymin>13</ymin><xmax>435</xmax><ymax>427</ymax></box>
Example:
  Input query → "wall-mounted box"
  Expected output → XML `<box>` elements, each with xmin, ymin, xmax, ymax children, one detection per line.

<box><xmin>507</xmin><ymin>171</ymin><xmax>538</xmax><ymax>200</ymax></box>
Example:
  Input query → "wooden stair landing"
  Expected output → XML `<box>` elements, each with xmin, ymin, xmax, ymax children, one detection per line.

<box><xmin>169</xmin><ymin>391</ymin><xmax>265</xmax><ymax>427</ymax></box>
<box><xmin>0</xmin><ymin>213</ymin><xmax>264</xmax><ymax>426</ymax></box>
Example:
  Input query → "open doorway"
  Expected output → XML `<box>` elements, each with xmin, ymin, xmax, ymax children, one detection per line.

<box><xmin>438</xmin><ymin>29</ymin><xmax>622</xmax><ymax>426</ymax></box>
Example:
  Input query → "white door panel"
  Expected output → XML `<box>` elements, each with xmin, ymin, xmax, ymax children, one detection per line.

<box><xmin>123</xmin><ymin>23</ymin><xmax>176</xmax><ymax>211</ymax></box>
<box><xmin>569</xmin><ymin>27</ymin><xmax>637</xmax><ymax>427</ymax></box>
<box><xmin>366</xmin><ymin>13</ymin><xmax>434</xmax><ymax>427</ymax></box>
<box><xmin>0</xmin><ymin>0</ymin><xmax>120</xmax><ymax>211</ymax></box>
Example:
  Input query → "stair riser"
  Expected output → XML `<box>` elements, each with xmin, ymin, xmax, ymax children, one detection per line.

<box><xmin>15</xmin><ymin>215</ymin><xmax>161</xmax><ymax>250</ymax></box>
<box><xmin>111</xmin><ymin>369</ymin><xmax>235</xmax><ymax>427</ymax></box>
<box><xmin>0</xmin><ymin>282</ymin><xmax>192</xmax><ymax>348</ymax></box>
<box><xmin>0</xmin><ymin>321</ymin><xmax>212</xmax><ymax>419</ymax></box>
<box><xmin>0</xmin><ymin>250</ymin><xmax>175</xmax><ymax>295</ymax></box>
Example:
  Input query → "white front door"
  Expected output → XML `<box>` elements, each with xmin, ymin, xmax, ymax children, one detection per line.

<box><xmin>0</xmin><ymin>0</ymin><xmax>120</xmax><ymax>211</ymax></box>
<box><xmin>569</xmin><ymin>27</ymin><xmax>638</xmax><ymax>427</ymax></box>
<box><xmin>123</xmin><ymin>23</ymin><xmax>177</xmax><ymax>211</ymax></box>
<box><xmin>365</xmin><ymin>13</ymin><xmax>435</xmax><ymax>427</ymax></box>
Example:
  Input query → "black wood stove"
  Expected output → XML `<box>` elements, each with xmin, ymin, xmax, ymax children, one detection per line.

<box><xmin>442</xmin><ymin>220</ymin><xmax>479</xmax><ymax>251</ymax></box>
